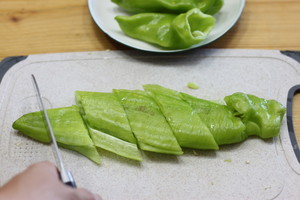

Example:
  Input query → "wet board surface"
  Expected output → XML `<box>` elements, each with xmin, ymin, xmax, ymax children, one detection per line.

<box><xmin>0</xmin><ymin>49</ymin><xmax>299</xmax><ymax>199</ymax></box>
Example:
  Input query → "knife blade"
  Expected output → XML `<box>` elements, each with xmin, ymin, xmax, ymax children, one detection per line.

<box><xmin>31</xmin><ymin>74</ymin><xmax>76</xmax><ymax>188</ymax></box>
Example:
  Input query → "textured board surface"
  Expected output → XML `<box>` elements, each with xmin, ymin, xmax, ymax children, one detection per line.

<box><xmin>0</xmin><ymin>49</ymin><xmax>300</xmax><ymax>199</ymax></box>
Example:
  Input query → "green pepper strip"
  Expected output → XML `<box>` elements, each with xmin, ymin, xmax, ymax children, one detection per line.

<box><xmin>143</xmin><ymin>84</ymin><xmax>218</xmax><ymax>150</ymax></box>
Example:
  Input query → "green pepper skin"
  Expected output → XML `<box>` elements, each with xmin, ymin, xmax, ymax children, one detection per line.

<box><xmin>114</xmin><ymin>89</ymin><xmax>183</xmax><ymax>155</ymax></box>
<box><xmin>111</xmin><ymin>0</ymin><xmax>223</xmax><ymax>15</ymax></box>
<box><xmin>75</xmin><ymin>91</ymin><xmax>142</xmax><ymax>161</ymax></box>
<box><xmin>12</xmin><ymin>106</ymin><xmax>101</xmax><ymax>164</ymax></box>
<box><xmin>181</xmin><ymin>93</ymin><xmax>247</xmax><ymax>145</ymax></box>
<box><xmin>143</xmin><ymin>84</ymin><xmax>218</xmax><ymax>150</ymax></box>
<box><xmin>224</xmin><ymin>93</ymin><xmax>286</xmax><ymax>139</ymax></box>
<box><xmin>115</xmin><ymin>8</ymin><xmax>215</xmax><ymax>49</ymax></box>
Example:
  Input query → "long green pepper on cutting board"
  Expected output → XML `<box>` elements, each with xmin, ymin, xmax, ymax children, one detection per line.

<box><xmin>12</xmin><ymin>85</ymin><xmax>286</xmax><ymax>164</ymax></box>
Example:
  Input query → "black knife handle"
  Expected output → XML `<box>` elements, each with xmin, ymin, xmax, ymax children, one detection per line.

<box><xmin>57</xmin><ymin>168</ymin><xmax>77</xmax><ymax>188</ymax></box>
<box><xmin>65</xmin><ymin>180</ymin><xmax>77</xmax><ymax>188</ymax></box>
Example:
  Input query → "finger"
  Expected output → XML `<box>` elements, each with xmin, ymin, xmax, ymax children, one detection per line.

<box><xmin>93</xmin><ymin>193</ymin><xmax>103</xmax><ymax>200</ymax></box>
<box><xmin>74</xmin><ymin>188</ymin><xmax>100</xmax><ymax>200</ymax></box>
<box><xmin>28</xmin><ymin>161</ymin><xmax>57</xmax><ymax>174</ymax></box>
<box><xmin>26</xmin><ymin>161</ymin><xmax>62</xmax><ymax>182</ymax></box>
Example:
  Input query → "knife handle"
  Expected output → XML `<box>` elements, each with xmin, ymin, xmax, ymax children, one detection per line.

<box><xmin>57</xmin><ymin>168</ymin><xmax>77</xmax><ymax>188</ymax></box>
<box><xmin>63</xmin><ymin>170</ymin><xmax>77</xmax><ymax>188</ymax></box>
<box><xmin>65</xmin><ymin>180</ymin><xmax>77</xmax><ymax>188</ymax></box>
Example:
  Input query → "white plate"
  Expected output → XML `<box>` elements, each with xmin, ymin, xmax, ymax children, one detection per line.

<box><xmin>88</xmin><ymin>0</ymin><xmax>246</xmax><ymax>52</ymax></box>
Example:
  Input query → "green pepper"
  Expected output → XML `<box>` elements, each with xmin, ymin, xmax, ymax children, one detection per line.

<box><xmin>143</xmin><ymin>84</ymin><xmax>218</xmax><ymax>150</ymax></box>
<box><xmin>114</xmin><ymin>89</ymin><xmax>183</xmax><ymax>155</ymax></box>
<box><xmin>204</xmin><ymin>0</ymin><xmax>224</xmax><ymax>15</ymax></box>
<box><xmin>75</xmin><ymin>91</ymin><xmax>142</xmax><ymax>161</ymax></box>
<box><xmin>115</xmin><ymin>8</ymin><xmax>215</xmax><ymax>49</ymax></box>
<box><xmin>12</xmin><ymin>106</ymin><xmax>101</xmax><ymax>164</ymax></box>
<box><xmin>180</xmin><ymin>93</ymin><xmax>247</xmax><ymax>145</ymax></box>
<box><xmin>111</xmin><ymin>0</ymin><xmax>223</xmax><ymax>15</ymax></box>
<box><xmin>224</xmin><ymin>93</ymin><xmax>286</xmax><ymax>139</ymax></box>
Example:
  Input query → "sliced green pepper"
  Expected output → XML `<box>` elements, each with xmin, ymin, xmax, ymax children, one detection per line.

<box><xmin>143</xmin><ymin>84</ymin><xmax>218</xmax><ymax>150</ymax></box>
<box><xmin>88</xmin><ymin>127</ymin><xmax>142</xmax><ymax>161</ymax></box>
<box><xmin>115</xmin><ymin>8</ymin><xmax>215</xmax><ymax>49</ymax></box>
<box><xmin>75</xmin><ymin>91</ymin><xmax>142</xmax><ymax>161</ymax></box>
<box><xmin>111</xmin><ymin>0</ymin><xmax>223</xmax><ymax>15</ymax></box>
<box><xmin>12</xmin><ymin>106</ymin><xmax>101</xmax><ymax>164</ymax></box>
<box><xmin>113</xmin><ymin>89</ymin><xmax>183</xmax><ymax>155</ymax></box>
<box><xmin>180</xmin><ymin>93</ymin><xmax>247</xmax><ymax>145</ymax></box>
<box><xmin>224</xmin><ymin>92</ymin><xmax>286</xmax><ymax>139</ymax></box>
<box><xmin>75</xmin><ymin>91</ymin><xmax>136</xmax><ymax>143</ymax></box>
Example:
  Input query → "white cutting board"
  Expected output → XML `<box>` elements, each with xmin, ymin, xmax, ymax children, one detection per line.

<box><xmin>0</xmin><ymin>49</ymin><xmax>299</xmax><ymax>200</ymax></box>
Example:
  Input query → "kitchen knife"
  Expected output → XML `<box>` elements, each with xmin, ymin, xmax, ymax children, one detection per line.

<box><xmin>31</xmin><ymin>74</ymin><xmax>77</xmax><ymax>188</ymax></box>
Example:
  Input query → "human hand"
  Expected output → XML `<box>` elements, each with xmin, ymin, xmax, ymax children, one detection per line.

<box><xmin>0</xmin><ymin>161</ymin><xmax>102</xmax><ymax>200</ymax></box>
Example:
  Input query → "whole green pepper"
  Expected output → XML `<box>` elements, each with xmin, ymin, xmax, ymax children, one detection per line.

<box><xmin>224</xmin><ymin>93</ymin><xmax>286</xmax><ymax>139</ymax></box>
<box><xmin>115</xmin><ymin>8</ymin><xmax>215</xmax><ymax>49</ymax></box>
<box><xmin>111</xmin><ymin>0</ymin><xmax>223</xmax><ymax>15</ymax></box>
<box><xmin>12</xmin><ymin>106</ymin><xmax>101</xmax><ymax>164</ymax></box>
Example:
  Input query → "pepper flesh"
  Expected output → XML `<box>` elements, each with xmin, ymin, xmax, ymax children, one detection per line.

<box><xmin>180</xmin><ymin>93</ymin><xmax>247</xmax><ymax>145</ymax></box>
<box><xmin>224</xmin><ymin>92</ymin><xmax>286</xmax><ymax>139</ymax></box>
<box><xmin>115</xmin><ymin>8</ymin><xmax>215</xmax><ymax>49</ymax></box>
<box><xmin>75</xmin><ymin>91</ymin><xmax>142</xmax><ymax>161</ymax></box>
<box><xmin>12</xmin><ymin>106</ymin><xmax>101</xmax><ymax>164</ymax></box>
<box><xmin>111</xmin><ymin>0</ymin><xmax>223</xmax><ymax>15</ymax></box>
<box><xmin>143</xmin><ymin>84</ymin><xmax>218</xmax><ymax>150</ymax></box>
<box><xmin>114</xmin><ymin>89</ymin><xmax>183</xmax><ymax>155</ymax></box>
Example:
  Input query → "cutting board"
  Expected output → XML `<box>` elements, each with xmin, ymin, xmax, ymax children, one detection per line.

<box><xmin>0</xmin><ymin>49</ymin><xmax>299</xmax><ymax>200</ymax></box>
